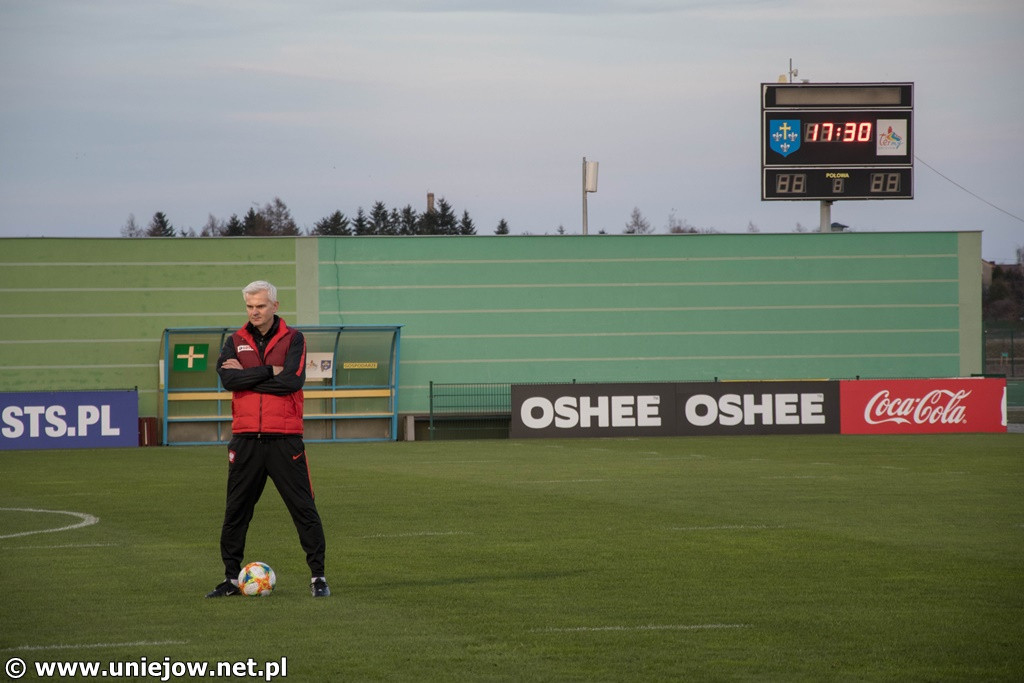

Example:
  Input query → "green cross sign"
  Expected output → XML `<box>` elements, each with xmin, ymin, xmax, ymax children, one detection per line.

<box><xmin>173</xmin><ymin>344</ymin><xmax>209</xmax><ymax>372</ymax></box>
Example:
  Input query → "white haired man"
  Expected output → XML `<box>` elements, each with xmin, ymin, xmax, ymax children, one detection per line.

<box><xmin>205</xmin><ymin>280</ymin><xmax>330</xmax><ymax>598</ymax></box>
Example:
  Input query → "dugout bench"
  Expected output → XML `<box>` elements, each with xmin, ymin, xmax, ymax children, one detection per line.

<box><xmin>160</xmin><ymin>325</ymin><xmax>401</xmax><ymax>445</ymax></box>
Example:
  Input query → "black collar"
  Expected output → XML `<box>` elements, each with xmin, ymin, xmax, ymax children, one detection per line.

<box><xmin>246</xmin><ymin>316</ymin><xmax>280</xmax><ymax>347</ymax></box>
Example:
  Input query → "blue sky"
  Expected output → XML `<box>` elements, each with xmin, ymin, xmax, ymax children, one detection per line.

<box><xmin>1</xmin><ymin>0</ymin><xmax>1021</xmax><ymax>261</ymax></box>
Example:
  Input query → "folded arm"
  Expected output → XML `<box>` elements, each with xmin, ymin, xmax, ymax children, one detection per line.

<box><xmin>217</xmin><ymin>334</ymin><xmax>305</xmax><ymax>395</ymax></box>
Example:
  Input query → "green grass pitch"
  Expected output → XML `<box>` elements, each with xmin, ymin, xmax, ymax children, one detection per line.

<box><xmin>2</xmin><ymin>434</ymin><xmax>1023</xmax><ymax>681</ymax></box>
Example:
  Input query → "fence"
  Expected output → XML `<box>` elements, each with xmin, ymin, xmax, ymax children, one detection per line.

<box><xmin>427</xmin><ymin>382</ymin><xmax>512</xmax><ymax>440</ymax></box>
<box><xmin>984</xmin><ymin>323</ymin><xmax>1023</xmax><ymax>378</ymax></box>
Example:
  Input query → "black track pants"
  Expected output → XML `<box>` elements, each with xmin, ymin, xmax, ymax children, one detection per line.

<box><xmin>219</xmin><ymin>434</ymin><xmax>326</xmax><ymax>579</ymax></box>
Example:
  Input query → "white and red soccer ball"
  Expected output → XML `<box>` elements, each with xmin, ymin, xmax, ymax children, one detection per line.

<box><xmin>238</xmin><ymin>561</ymin><xmax>276</xmax><ymax>597</ymax></box>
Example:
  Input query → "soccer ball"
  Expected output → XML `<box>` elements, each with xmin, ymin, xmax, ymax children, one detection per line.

<box><xmin>238</xmin><ymin>562</ymin><xmax>276</xmax><ymax>597</ymax></box>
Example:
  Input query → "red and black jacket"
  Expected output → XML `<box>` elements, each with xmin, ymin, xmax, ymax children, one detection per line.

<box><xmin>216</xmin><ymin>316</ymin><xmax>306</xmax><ymax>435</ymax></box>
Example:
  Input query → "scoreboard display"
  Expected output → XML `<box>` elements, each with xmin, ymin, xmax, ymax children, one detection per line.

<box><xmin>761</xmin><ymin>83</ymin><xmax>913</xmax><ymax>200</ymax></box>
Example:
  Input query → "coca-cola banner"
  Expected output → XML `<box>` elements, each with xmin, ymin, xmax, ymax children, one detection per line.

<box><xmin>839</xmin><ymin>378</ymin><xmax>1007</xmax><ymax>435</ymax></box>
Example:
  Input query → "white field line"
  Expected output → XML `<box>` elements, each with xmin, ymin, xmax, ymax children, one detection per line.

<box><xmin>413</xmin><ymin>460</ymin><xmax>503</xmax><ymax>464</ymax></box>
<box><xmin>359</xmin><ymin>531</ymin><xmax>472</xmax><ymax>539</ymax></box>
<box><xmin>0</xmin><ymin>508</ymin><xmax>99</xmax><ymax>539</ymax></box>
<box><xmin>761</xmin><ymin>475</ymin><xmax>843</xmax><ymax>480</ymax></box>
<box><xmin>533</xmin><ymin>623</ymin><xmax>751</xmax><ymax>633</ymax></box>
<box><xmin>2</xmin><ymin>640</ymin><xmax>188</xmax><ymax>653</ymax></box>
<box><xmin>670</xmin><ymin>525</ymin><xmax>786</xmax><ymax>531</ymax></box>
<box><xmin>513</xmin><ymin>479</ymin><xmax>610</xmax><ymax>484</ymax></box>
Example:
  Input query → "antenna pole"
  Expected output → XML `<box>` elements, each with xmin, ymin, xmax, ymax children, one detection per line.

<box><xmin>582</xmin><ymin>156</ymin><xmax>589</xmax><ymax>235</ymax></box>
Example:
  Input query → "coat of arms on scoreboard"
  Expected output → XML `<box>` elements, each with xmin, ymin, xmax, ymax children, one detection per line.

<box><xmin>769</xmin><ymin>119</ymin><xmax>800</xmax><ymax>157</ymax></box>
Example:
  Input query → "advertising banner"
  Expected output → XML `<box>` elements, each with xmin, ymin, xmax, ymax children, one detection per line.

<box><xmin>839</xmin><ymin>378</ymin><xmax>1006</xmax><ymax>434</ymax></box>
<box><xmin>0</xmin><ymin>390</ymin><xmax>140</xmax><ymax>451</ymax></box>
<box><xmin>510</xmin><ymin>381</ymin><xmax>840</xmax><ymax>439</ymax></box>
<box><xmin>511</xmin><ymin>383</ymin><xmax>676</xmax><ymax>439</ymax></box>
<box><xmin>674</xmin><ymin>381</ymin><xmax>840</xmax><ymax>436</ymax></box>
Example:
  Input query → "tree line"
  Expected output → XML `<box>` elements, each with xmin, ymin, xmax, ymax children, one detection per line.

<box><xmin>123</xmin><ymin>197</ymin><xmax>893</xmax><ymax>238</ymax></box>
<box><xmin>122</xmin><ymin>197</ymin><xmax>513</xmax><ymax>238</ymax></box>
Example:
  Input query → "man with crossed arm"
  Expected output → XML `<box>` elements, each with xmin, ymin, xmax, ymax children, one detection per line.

<box><xmin>205</xmin><ymin>280</ymin><xmax>330</xmax><ymax>598</ymax></box>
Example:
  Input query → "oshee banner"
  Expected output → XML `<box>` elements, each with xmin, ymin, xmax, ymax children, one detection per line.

<box><xmin>510</xmin><ymin>381</ymin><xmax>841</xmax><ymax>439</ymax></box>
<box><xmin>512</xmin><ymin>383</ymin><xmax>678</xmax><ymax>439</ymax></box>
<box><xmin>0</xmin><ymin>390</ymin><xmax>139</xmax><ymax>451</ymax></box>
<box><xmin>675</xmin><ymin>381</ymin><xmax>840</xmax><ymax>436</ymax></box>
<box><xmin>840</xmin><ymin>378</ymin><xmax>1006</xmax><ymax>434</ymax></box>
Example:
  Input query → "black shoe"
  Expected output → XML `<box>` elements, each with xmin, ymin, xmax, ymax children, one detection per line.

<box><xmin>205</xmin><ymin>580</ymin><xmax>241</xmax><ymax>598</ymax></box>
<box><xmin>311</xmin><ymin>577</ymin><xmax>331</xmax><ymax>598</ymax></box>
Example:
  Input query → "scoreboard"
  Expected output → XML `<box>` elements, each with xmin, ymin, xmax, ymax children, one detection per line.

<box><xmin>761</xmin><ymin>83</ymin><xmax>913</xmax><ymax>201</ymax></box>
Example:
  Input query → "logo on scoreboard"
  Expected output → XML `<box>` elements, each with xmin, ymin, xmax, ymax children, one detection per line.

<box><xmin>876</xmin><ymin>119</ymin><xmax>907</xmax><ymax>155</ymax></box>
<box><xmin>769</xmin><ymin>119</ymin><xmax>801</xmax><ymax>157</ymax></box>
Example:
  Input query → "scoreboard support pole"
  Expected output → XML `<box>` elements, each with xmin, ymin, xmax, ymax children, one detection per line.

<box><xmin>820</xmin><ymin>200</ymin><xmax>832</xmax><ymax>232</ymax></box>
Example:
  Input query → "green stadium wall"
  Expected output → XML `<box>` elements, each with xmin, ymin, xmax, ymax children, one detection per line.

<box><xmin>0</xmin><ymin>232</ymin><xmax>982</xmax><ymax>419</ymax></box>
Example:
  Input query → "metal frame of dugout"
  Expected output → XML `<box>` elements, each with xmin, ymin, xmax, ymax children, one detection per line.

<box><xmin>160</xmin><ymin>325</ymin><xmax>402</xmax><ymax>445</ymax></box>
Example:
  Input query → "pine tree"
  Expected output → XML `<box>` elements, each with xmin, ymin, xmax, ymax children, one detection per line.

<box><xmin>457</xmin><ymin>210</ymin><xmax>476</xmax><ymax>235</ymax></box>
<box><xmin>352</xmin><ymin>207</ymin><xmax>372</xmax><ymax>235</ymax></box>
<box><xmin>312</xmin><ymin>211</ymin><xmax>351</xmax><ymax>236</ymax></box>
<box><xmin>436</xmin><ymin>198</ymin><xmax>458</xmax><ymax>235</ymax></box>
<box><xmin>224</xmin><ymin>214</ymin><xmax>244</xmax><ymax>236</ymax></box>
<box><xmin>398</xmin><ymin>205</ymin><xmax>419</xmax><ymax>235</ymax></box>
<box><xmin>242</xmin><ymin>207</ymin><xmax>272</xmax><ymax>236</ymax></box>
<box><xmin>147</xmin><ymin>211</ymin><xmax>176</xmax><ymax>237</ymax></box>
<box><xmin>417</xmin><ymin>205</ymin><xmax>440</xmax><ymax>235</ymax></box>
<box><xmin>387</xmin><ymin>208</ymin><xmax>402</xmax><ymax>236</ymax></box>
<box><xmin>494</xmin><ymin>218</ymin><xmax>510</xmax><ymax>235</ymax></box>
<box><xmin>369</xmin><ymin>201</ymin><xmax>393</xmax><ymax>235</ymax></box>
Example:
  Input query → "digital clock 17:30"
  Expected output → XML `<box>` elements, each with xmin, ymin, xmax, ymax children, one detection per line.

<box><xmin>764</xmin><ymin>111</ymin><xmax>911</xmax><ymax>166</ymax></box>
